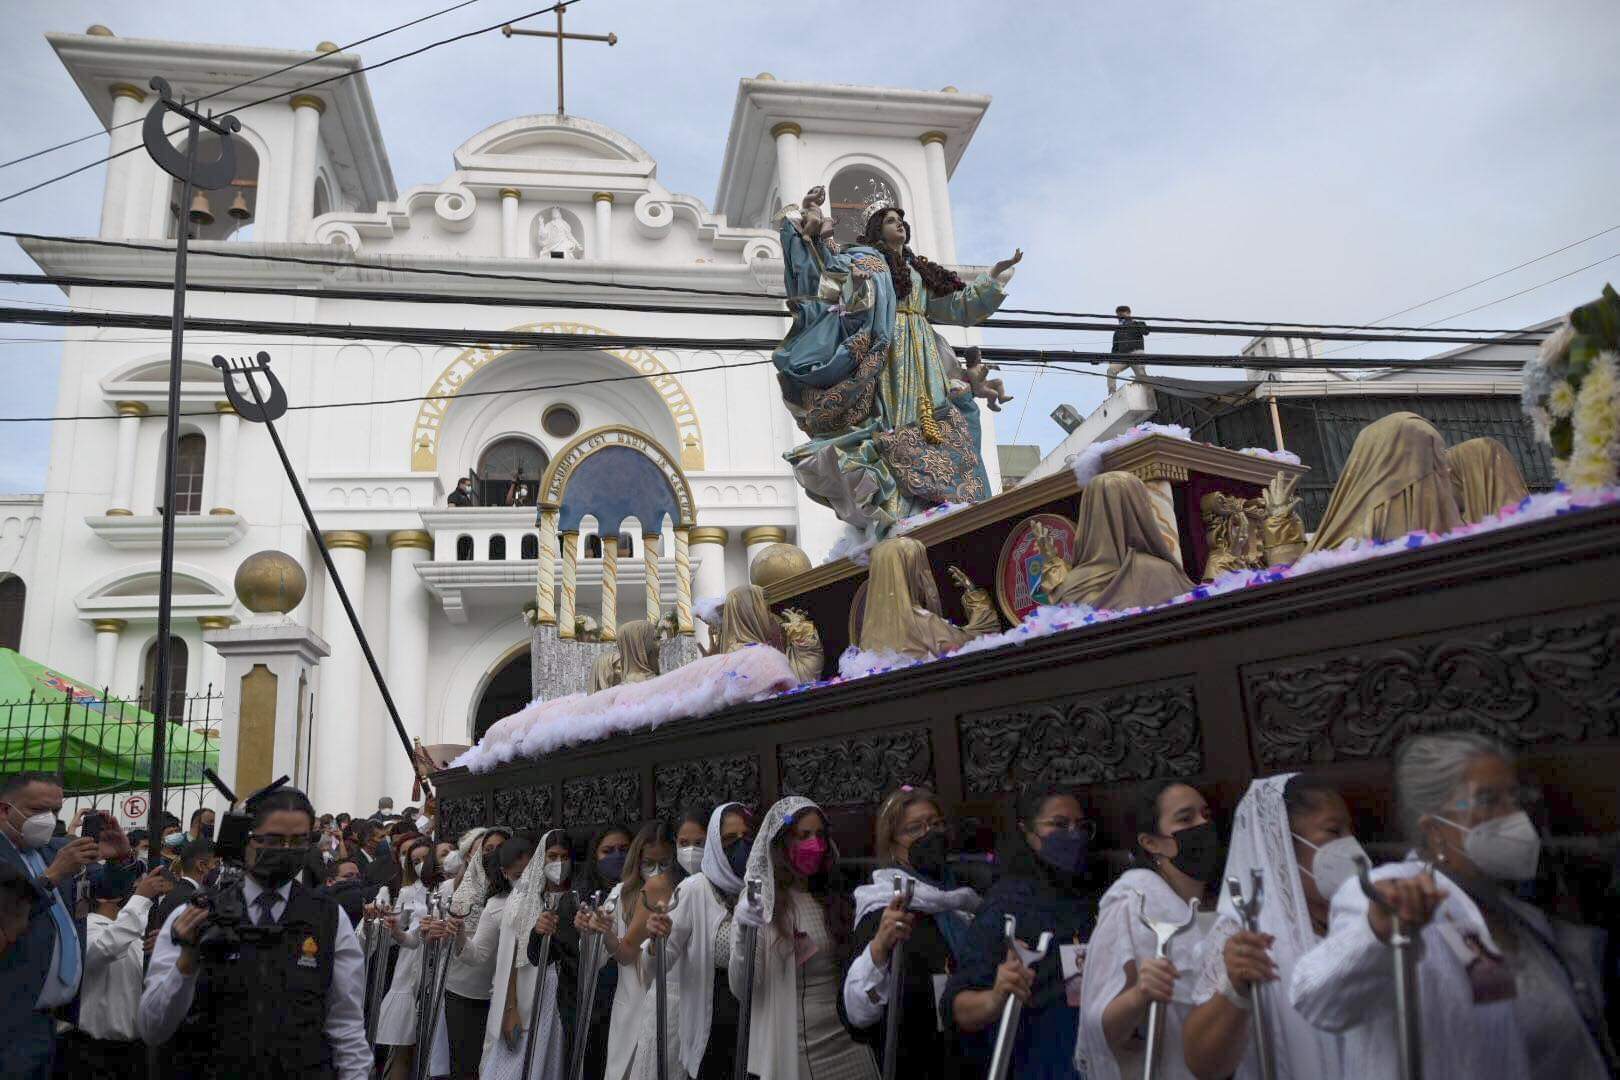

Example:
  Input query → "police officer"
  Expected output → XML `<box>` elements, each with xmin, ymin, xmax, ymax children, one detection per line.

<box><xmin>138</xmin><ymin>786</ymin><xmax>370</xmax><ymax>1080</ymax></box>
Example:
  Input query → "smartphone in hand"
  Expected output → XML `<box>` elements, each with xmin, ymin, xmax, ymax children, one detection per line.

<box><xmin>82</xmin><ymin>811</ymin><xmax>105</xmax><ymax>840</ymax></box>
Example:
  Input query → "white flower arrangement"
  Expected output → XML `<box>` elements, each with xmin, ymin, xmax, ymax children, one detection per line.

<box><xmin>1522</xmin><ymin>285</ymin><xmax>1620</xmax><ymax>490</ymax></box>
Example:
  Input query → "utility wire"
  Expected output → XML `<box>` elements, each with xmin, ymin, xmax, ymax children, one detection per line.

<box><xmin>0</xmin><ymin>0</ymin><xmax>580</xmax><ymax>208</ymax></box>
<box><xmin>0</xmin><ymin>0</ymin><xmax>485</xmax><ymax>172</ymax></box>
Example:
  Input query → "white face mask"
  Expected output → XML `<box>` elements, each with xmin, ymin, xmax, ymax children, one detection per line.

<box><xmin>416</xmin><ymin>815</ymin><xmax>431</xmax><ymax>834</ymax></box>
<box><xmin>1293</xmin><ymin>833</ymin><xmax>1369</xmax><ymax>902</ymax></box>
<box><xmin>544</xmin><ymin>858</ymin><xmax>570</xmax><ymax>886</ymax></box>
<box><xmin>676</xmin><ymin>844</ymin><xmax>705</xmax><ymax>876</ymax></box>
<box><xmin>12</xmin><ymin>808</ymin><xmax>57</xmax><ymax>849</ymax></box>
<box><xmin>1435</xmin><ymin>811</ymin><xmax>1542</xmax><ymax>882</ymax></box>
<box><xmin>442</xmin><ymin>851</ymin><xmax>464</xmax><ymax>876</ymax></box>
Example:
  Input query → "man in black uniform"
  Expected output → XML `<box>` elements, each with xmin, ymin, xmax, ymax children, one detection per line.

<box><xmin>1107</xmin><ymin>303</ymin><xmax>1150</xmax><ymax>393</ymax></box>
<box><xmin>138</xmin><ymin>786</ymin><xmax>370</xmax><ymax>1079</ymax></box>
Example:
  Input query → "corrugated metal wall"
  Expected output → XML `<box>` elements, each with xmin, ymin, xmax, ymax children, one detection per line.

<box><xmin>1152</xmin><ymin>391</ymin><xmax>1555</xmax><ymax>528</ymax></box>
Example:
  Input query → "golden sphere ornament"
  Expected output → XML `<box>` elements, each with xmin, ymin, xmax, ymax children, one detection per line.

<box><xmin>234</xmin><ymin>550</ymin><xmax>308</xmax><ymax>614</ymax></box>
<box><xmin>749</xmin><ymin>542</ymin><xmax>812</xmax><ymax>589</ymax></box>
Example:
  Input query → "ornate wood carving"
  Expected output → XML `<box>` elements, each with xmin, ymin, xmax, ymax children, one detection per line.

<box><xmin>779</xmin><ymin>727</ymin><xmax>933</xmax><ymax>807</ymax></box>
<box><xmin>959</xmin><ymin>682</ymin><xmax>1202</xmax><ymax>796</ymax></box>
<box><xmin>1244</xmin><ymin>613</ymin><xmax>1620</xmax><ymax>768</ymax></box>
<box><xmin>655</xmin><ymin>753</ymin><xmax>760</xmax><ymax>818</ymax></box>
<box><xmin>562</xmin><ymin>769</ymin><xmax>641</xmax><ymax>826</ymax></box>
<box><xmin>492</xmin><ymin>784</ymin><xmax>554</xmax><ymax>831</ymax></box>
<box><xmin>437</xmin><ymin>794</ymin><xmax>484</xmax><ymax>839</ymax></box>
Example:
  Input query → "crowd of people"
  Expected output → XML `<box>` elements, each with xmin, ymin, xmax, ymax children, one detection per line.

<box><xmin>2</xmin><ymin>730</ymin><xmax>1616</xmax><ymax>1079</ymax></box>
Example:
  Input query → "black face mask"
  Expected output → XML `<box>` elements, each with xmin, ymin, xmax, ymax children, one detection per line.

<box><xmin>906</xmin><ymin>829</ymin><xmax>948</xmax><ymax>882</ymax></box>
<box><xmin>249</xmin><ymin>846</ymin><xmax>308</xmax><ymax>889</ymax></box>
<box><xmin>1036</xmin><ymin>828</ymin><xmax>1090</xmax><ymax>875</ymax></box>
<box><xmin>1164</xmin><ymin>822</ymin><xmax>1223</xmax><ymax>883</ymax></box>
<box><xmin>725</xmin><ymin>838</ymin><xmax>750</xmax><ymax>880</ymax></box>
<box><xmin>482</xmin><ymin>851</ymin><xmax>502</xmax><ymax>885</ymax></box>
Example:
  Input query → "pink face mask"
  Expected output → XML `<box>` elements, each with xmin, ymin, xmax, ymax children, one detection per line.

<box><xmin>787</xmin><ymin>836</ymin><xmax>828</xmax><ymax>877</ymax></box>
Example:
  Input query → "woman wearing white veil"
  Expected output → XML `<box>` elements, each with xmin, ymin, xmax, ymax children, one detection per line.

<box><xmin>1181</xmin><ymin>774</ymin><xmax>1355</xmax><ymax>1078</ymax></box>
<box><xmin>481</xmin><ymin>830</ymin><xmax>570</xmax><ymax>1080</ymax></box>
<box><xmin>729</xmin><ymin>795</ymin><xmax>877</xmax><ymax>1080</ymax></box>
<box><xmin>668</xmin><ymin>802</ymin><xmax>755</xmax><ymax>1078</ymax></box>
<box><xmin>433</xmin><ymin>827</ymin><xmax>496</xmax><ymax>1080</ymax></box>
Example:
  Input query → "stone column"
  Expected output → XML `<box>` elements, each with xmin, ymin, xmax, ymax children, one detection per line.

<box><xmin>558</xmin><ymin>531</ymin><xmax>579</xmax><ymax>639</ymax></box>
<box><xmin>92</xmin><ymin>619</ymin><xmax>125</xmax><ymax>689</ymax></box>
<box><xmin>315</xmin><ymin>531</ymin><xmax>369</xmax><ymax>811</ymax></box>
<box><xmin>743</xmin><ymin>526</ymin><xmax>788</xmax><ymax>582</ymax></box>
<box><xmin>286</xmin><ymin>94</ymin><xmax>326</xmax><ymax>241</ymax></box>
<box><xmin>593</xmin><ymin>192</ymin><xmax>614</xmax><ymax>261</ymax></box>
<box><xmin>599</xmin><ymin>535</ymin><xmax>619</xmax><ymax>641</ymax></box>
<box><xmin>385</xmin><ymin>532</ymin><xmax>432</xmax><ymax>804</ymax></box>
<box><xmin>689</xmin><ymin>526</ymin><xmax>729</xmax><ymax>648</ymax></box>
<box><xmin>101</xmin><ymin>85</ymin><xmax>147</xmax><ymax>238</ymax></box>
<box><xmin>770</xmin><ymin>123</ymin><xmax>805</xmax><ymax>207</ymax></box>
<box><xmin>206</xmin><ymin>622</ymin><xmax>329</xmax><ymax>804</ymax></box>
<box><xmin>672</xmin><ymin>526</ymin><xmax>693</xmax><ymax>635</ymax></box>
<box><xmin>210</xmin><ymin>403</ymin><xmax>240</xmax><ymax>515</ymax></box>
<box><xmin>536</xmin><ymin>508</ymin><xmax>559</xmax><ymax>626</ymax></box>
<box><xmin>919</xmin><ymin>132</ymin><xmax>957</xmax><ymax>265</ymax></box>
<box><xmin>643</xmin><ymin>533</ymin><xmax>661</xmax><ymax>623</ymax></box>
<box><xmin>108</xmin><ymin>402</ymin><xmax>146</xmax><ymax>516</ymax></box>
<box><xmin>500</xmin><ymin>188</ymin><xmax>522</xmax><ymax>258</ymax></box>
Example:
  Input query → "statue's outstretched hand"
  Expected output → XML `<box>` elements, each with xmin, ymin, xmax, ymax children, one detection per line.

<box><xmin>1264</xmin><ymin>471</ymin><xmax>1301</xmax><ymax>519</ymax></box>
<box><xmin>991</xmin><ymin>249</ymin><xmax>1024</xmax><ymax>279</ymax></box>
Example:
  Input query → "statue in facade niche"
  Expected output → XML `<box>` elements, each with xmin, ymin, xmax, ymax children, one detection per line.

<box><xmin>773</xmin><ymin>188</ymin><xmax>1023</xmax><ymax>533</ymax></box>
<box><xmin>537</xmin><ymin>206</ymin><xmax>583</xmax><ymax>259</ymax></box>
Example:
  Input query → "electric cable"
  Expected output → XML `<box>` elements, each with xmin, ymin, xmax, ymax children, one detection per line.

<box><xmin>0</xmin><ymin>0</ymin><xmax>486</xmax><ymax>172</ymax></box>
<box><xmin>0</xmin><ymin>0</ymin><xmax>582</xmax><ymax>208</ymax></box>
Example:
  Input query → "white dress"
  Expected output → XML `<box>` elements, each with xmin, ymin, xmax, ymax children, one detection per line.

<box><xmin>375</xmin><ymin>881</ymin><xmax>430</xmax><ymax>1046</ymax></box>
<box><xmin>1077</xmin><ymin>868</ymin><xmax>1214</xmax><ymax>1080</ymax></box>
<box><xmin>604</xmin><ymin>882</ymin><xmax>685</xmax><ymax>1080</ymax></box>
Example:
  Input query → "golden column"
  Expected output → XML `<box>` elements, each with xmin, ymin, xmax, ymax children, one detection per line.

<box><xmin>536</xmin><ymin>508</ymin><xmax>559</xmax><ymax>625</ymax></box>
<box><xmin>599</xmin><ymin>535</ymin><xmax>619</xmax><ymax>641</ymax></box>
<box><xmin>643</xmin><ymin>532</ymin><xmax>661</xmax><ymax>623</ymax></box>
<box><xmin>672</xmin><ymin>527</ymin><xmax>693</xmax><ymax>635</ymax></box>
<box><xmin>558</xmin><ymin>531</ymin><xmax>579</xmax><ymax>639</ymax></box>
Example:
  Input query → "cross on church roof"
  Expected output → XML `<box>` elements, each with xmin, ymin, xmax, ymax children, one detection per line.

<box><xmin>501</xmin><ymin>3</ymin><xmax>618</xmax><ymax>117</ymax></box>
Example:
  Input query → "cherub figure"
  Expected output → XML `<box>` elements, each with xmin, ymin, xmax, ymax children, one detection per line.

<box><xmin>960</xmin><ymin>346</ymin><xmax>1014</xmax><ymax>412</ymax></box>
<box><xmin>796</xmin><ymin>185</ymin><xmax>830</xmax><ymax>242</ymax></box>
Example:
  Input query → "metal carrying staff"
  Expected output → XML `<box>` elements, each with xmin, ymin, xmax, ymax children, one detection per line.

<box><xmin>412</xmin><ymin>893</ymin><xmax>452</xmax><ymax>1080</ymax></box>
<box><xmin>987</xmin><ymin>915</ymin><xmax>1054</xmax><ymax>1080</ymax></box>
<box><xmin>520</xmin><ymin>890</ymin><xmax>564</xmax><ymax>1080</ymax></box>
<box><xmin>732</xmin><ymin>878</ymin><xmax>763</xmax><ymax>1080</ymax></box>
<box><xmin>567</xmin><ymin>891</ymin><xmax>618</xmax><ymax>1080</ymax></box>
<box><xmin>644</xmin><ymin>883</ymin><xmax>683</xmax><ymax>1080</ymax></box>
<box><xmin>366</xmin><ymin>890</ymin><xmax>398</xmax><ymax>1044</ymax></box>
<box><xmin>881</xmin><ymin>874</ymin><xmax>916</xmax><ymax>1080</ymax></box>
<box><xmin>1226</xmin><ymin>870</ymin><xmax>1276</xmax><ymax>1080</ymax></box>
<box><xmin>1138</xmin><ymin>894</ymin><xmax>1200</xmax><ymax>1080</ymax></box>
<box><xmin>1355</xmin><ymin>857</ymin><xmax>1423</xmax><ymax>1080</ymax></box>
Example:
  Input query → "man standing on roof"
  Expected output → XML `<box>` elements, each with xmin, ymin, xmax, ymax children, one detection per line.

<box><xmin>1108</xmin><ymin>304</ymin><xmax>1150</xmax><ymax>393</ymax></box>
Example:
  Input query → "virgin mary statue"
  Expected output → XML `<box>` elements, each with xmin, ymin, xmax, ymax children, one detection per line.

<box><xmin>773</xmin><ymin>187</ymin><xmax>1022</xmax><ymax>532</ymax></box>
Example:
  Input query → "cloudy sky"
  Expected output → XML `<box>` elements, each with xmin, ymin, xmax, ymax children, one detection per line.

<box><xmin>1</xmin><ymin>0</ymin><xmax>1617</xmax><ymax>491</ymax></box>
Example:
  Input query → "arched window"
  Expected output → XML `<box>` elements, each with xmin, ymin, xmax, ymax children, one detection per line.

<box><xmin>489</xmin><ymin>535</ymin><xmax>507</xmax><ymax>561</ymax></box>
<box><xmin>313</xmin><ymin>175</ymin><xmax>332</xmax><ymax>219</ymax></box>
<box><xmin>164</xmin><ymin>433</ymin><xmax>206</xmax><ymax>516</ymax></box>
<box><xmin>0</xmin><ymin>576</ymin><xmax>24</xmax><ymax>652</ymax></box>
<box><xmin>455</xmin><ymin>535</ymin><xmax>474</xmax><ymax>561</ymax></box>
<box><xmin>168</xmin><ymin>136</ymin><xmax>261</xmax><ymax>243</ymax></box>
<box><xmin>828</xmin><ymin>165</ymin><xmax>901</xmax><ymax>246</ymax></box>
<box><xmin>476</xmin><ymin>437</ymin><xmax>548</xmax><ymax>508</ymax></box>
<box><xmin>520</xmin><ymin>534</ymin><xmax>539</xmax><ymax>560</ymax></box>
<box><xmin>143</xmin><ymin>636</ymin><xmax>189</xmax><ymax>723</ymax></box>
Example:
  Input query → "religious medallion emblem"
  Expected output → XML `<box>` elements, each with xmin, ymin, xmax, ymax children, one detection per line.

<box><xmin>995</xmin><ymin>513</ymin><xmax>1077</xmax><ymax>624</ymax></box>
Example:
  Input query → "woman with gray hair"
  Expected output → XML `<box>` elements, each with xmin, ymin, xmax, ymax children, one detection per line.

<box><xmin>1290</xmin><ymin>732</ymin><xmax>1615</xmax><ymax>1078</ymax></box>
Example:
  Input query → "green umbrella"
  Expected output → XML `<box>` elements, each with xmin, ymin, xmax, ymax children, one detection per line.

<box><xmin>0</xmin><ymin>648</ymin><xmax>218</xmax><ymax>794</ymax></box>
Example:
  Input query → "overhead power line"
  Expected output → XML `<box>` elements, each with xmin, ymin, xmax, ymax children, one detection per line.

<box><xmin>0</xmin><ymin>0</ymin><xmax>581</xmax><ymax>208</ymax></box>
<box><xmin>0</xmin><ymin>0</ymin><xmax>485</xmax><ymax>172</ymax></box>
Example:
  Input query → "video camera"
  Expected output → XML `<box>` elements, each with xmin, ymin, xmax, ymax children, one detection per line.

<box><xmin>188</xmin><ymin>768</ymin><xmax>289</xmax><ymax>960</ymax></box>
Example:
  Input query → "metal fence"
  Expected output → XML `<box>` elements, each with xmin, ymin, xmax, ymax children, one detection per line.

<box><xmin>0</xmin><ymin>687</ymin><xmax>227</xmax><ymax>833</ymax></box>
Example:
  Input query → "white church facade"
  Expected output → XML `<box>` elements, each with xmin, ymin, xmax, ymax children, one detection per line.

<box><xmin>3</xmin><ymin>27</ymin><xmax>1003</xmax><ymax>813</ymax></box>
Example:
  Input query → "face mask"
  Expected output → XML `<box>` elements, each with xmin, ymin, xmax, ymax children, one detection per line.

<box><xmin>544</xmin><ymin>858</ymin><xmax>570</xmax><ymax>885</ymax></box>
<box><xmin>725</xmin><ymin>838</ymin><xmax>750</xmax><ymax>880</ymax></box>
<box><xmin>676</xmin><ymin>845</ymin><xmax>704</xmax><ymax>876</ymax></box>
<box><xmin>597</xmin><ymin>850</ymin><xmax>627</xmax><ymax>883</ymax></box>
<box><xmin>377</xmin><ymin>840</ymin><xmax>392</xmax><ymax>860</ymax></box>
<box><xmin>11</xmin><ymin>808</ymin><xmax>57</xmax><ymax>850</ymax></box>
<box><xmin>787</xmin><ymin>836</ymin><xmax>828</xmax><ymax>878</ymax></box>
<box><xmin>1036</xmin><ymin>828</ymin><xmax>1089</xmax><ymax>875</ymax></box>
<box><xmin>906</xmin><ymin>829</ymin><xmax>948</xmax><ymax>881</ymax></box>
<box><xmin>416</xmin><ymin>815</ymin><xmax>431</xmax><ymax>834</ymax></box>
<box><xmin>1437</xmin><ymin>811</ymin><xmax>1542</xmax><ymax>882</ymax></box>
<box><xmin>1294</xmin><ymin>834</ymin><xmax>1368</xmax><ymax>901</ymax></box>
<box><xmin>1163</xmin><ymin>822</ymin><xmax>1223</xmax><ymax>883</ymax></box>
<box><xmin>164</xmin><ymin>832</ymin><xmax>186</xmax><ymax>849</ymax></box>
<box><xmin>412</xmin><ymin>859</ymin><xmax>427</xmax><ymax>876</ymax></box>
<box><xmin>482</xmin><ymin>851</ymin><xmax>502</xmax><ymax>883</ymax></box>
<box><xmin>443</xmin><ymin>851</ymin><xmax>464</xmax><ymax>876</ymax></box>
<box><xmin>250</xmin><ymin>846</ymin><xmax>307</xmax><ymax>889</ymax></box>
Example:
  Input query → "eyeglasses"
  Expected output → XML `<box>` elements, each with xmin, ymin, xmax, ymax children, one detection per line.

<box><xmin>1034</xmin><ymin>817</ymin><xmax>1097</xmax><ymax>839</ymax></box>
<box><xmin>1447</xmin><ymin>785</ymin><xmax>1541</xmax><ymax>818</ymax></box>
<box><xmin>248</xmin><ymin>834</ymin><xmax>308</xmax><ymax>849</ymax></box>
<box><xmin>897</xmin><ymin>819</ymin><xmax>946</xmax><ymax>842</ymax></box>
